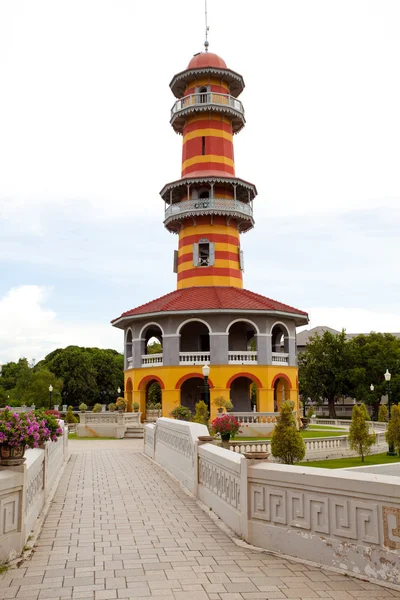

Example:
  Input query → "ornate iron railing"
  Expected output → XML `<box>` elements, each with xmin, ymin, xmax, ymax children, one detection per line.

<box><xmin>171</xmin><ymin>92</ymin><xmax>244</xmax><ymax>119</ymax></box>
<box><xmin>165</xmin><ymin>197</ymin><xmax>253</xmax><ymax>221</ymax></box>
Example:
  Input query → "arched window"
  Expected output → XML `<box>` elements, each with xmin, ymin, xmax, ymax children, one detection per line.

<box><xmin>193</xmin><ymin>238</ymin><xmax>215</xmax><ymax>267</ymax></box>
<box><xmin>199</xmin><ymin>86</ymin><xmax>208</xmax><ymax>103</ymax></box>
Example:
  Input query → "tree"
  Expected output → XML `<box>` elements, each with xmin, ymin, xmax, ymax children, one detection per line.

<box><xmin>147</xmin><ymin>341</ymin><xmax>162</xmax><ymax>354</ymax></box>
<box><xmin>378</xmin><ymin>404</ymin><xmax>388</xmax><ymax>423</ymax></box>
<box><xmin>347</xmin><ymin>333</ymin><xmax>400</xmax><ymax>419</ymax></box>
<box><xmin>386</xmin><ymin>404</ymin><xmax>400</xmax><ymax>455</ymax></box>
<box><xmin>348</xmin><ymin>404</ymin><xmax>376</xmax><ymax>462</ymax></box>
<box><xmin>299</xmin><ymin>330</ymin><xmax>352</xmax><ymax>418</ymax></box>
<box><xmin>147</xmin><ymin>381</ymin><xmax>161</xmax><ymax>405</ymax></box>
<box><xmin>20</xmin><ymin>368</ymin><xmax>63</xmax><ymax>408</ymax></box>
<box><xmin>271</xmin><ymin>401</ymin><xmax>305</xmax><ymax>464</ymax></box>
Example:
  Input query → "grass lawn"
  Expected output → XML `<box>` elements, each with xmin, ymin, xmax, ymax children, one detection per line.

<box><xmin>299</xmin><ymin>453</ymin><xmax>400</xmax><ymax>469</ymax></box>
<box><xmin>308</xmin><ymin>425</ymin><xmax>347</xmax><ymax>431</ymax></box>
<box><xmin>233</xmin><ymin>430</ymin><xmax>348</xmax><ymax>442</ymax></box>
<box><xmin>68</xmin><ymin>433</ymin><xmax>116</xmax><ymax>440</ymax></box>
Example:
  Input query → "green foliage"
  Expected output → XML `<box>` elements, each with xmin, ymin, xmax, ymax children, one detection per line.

<box><xmin>108</xmin><ymin>403</ymin><xmax>116</xmax><ymax>412</ymax></box>
<box><xmin>224</xmin><ymin>400</ymin><xmax>233</xmax><ymax>412</ymax></box>
<box><xmin>386</xmin><ymin>404</ymin><xmax>400</xmax><ymax>455</ymax></box>
<box><xmin>133</xmin><ymin>402</ymin><xmax>140</xmax><ymax>412</ymax></box>
<box><xmin>147</xmin><ymin>341</ymin><xmax>162</xmax><ymax>354</ymax></box>
<box><xmin>92</xmin><ymin>403</ymin><xmax>102</xmax><ymax>413</ymax></box>
<box><xmin>213</xmin><ymin>396</ymin><xmax>230</xmax><ymax>410</ymax></box>
<box><xmin>170</xmin><ymin>406</ymin><xmax>192</xmax><ymax>421</ymax></box>
<box><xmin>271</xmin><ymin>401</ymin><xmax>306</xmax><ymax>464</ymax></box>
<box><xmin>378</xmin><ymin>404</ymin><xmax>389</xmax><ymax>423</ymax></box>
<box><xmin>299</xmin><ymin>330</ymin><xmax>351</xmax><ymax>418</ymax></box>
<box><xmin>306</xmin><ymin>406</ymin><xmax>315</xmax><ymax>420</ymax></box>
<box><xmin>79</xmin><ymin>403</ymin><xmax>88</xmax><ymax>411</ymax></box>
<box><xmin>116</xmin><ymin>397</ymin><xmax>126</xmax><ymax>411</ymax></box>
<box><xmin>65</xmin><ymin>407</ymin><xmax>78</xmax><ymax>424</ymax></box>
<box><xmin>147</xmin><ymin>381</ymin><xmax>161</xmax><ymax>405</ymax></box>
<box><xmin>348</xmin><ymin>404</ymin><xmax>376</xmax><ymax>462</ymax></box>
<box><xmin>193</xmin><ymin>401</ymin><xmax>209</xmax><ymax>425</ymax></box>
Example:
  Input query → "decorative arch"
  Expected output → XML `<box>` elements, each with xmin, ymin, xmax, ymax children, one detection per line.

<box><xmin>271</xmin><ymin>372</ymin><xmax>293</xmax><ymax>389</ymax></box>
<box><xmin>225</xmin><ymin>318</ymin><xmax>260</xmax><ymax>335</ymax></box>
<box><xmin>125</xmin><ymin>327</ymin><xmax>133</xmax><ymax>343</ymax></box>
<box><xmin>175</xmin><ymin>373</ymin><xmax>214</xmax><ymax>389</ymax></box>
<box><xmin>138</xmin><ymin>321</ymin><xmax>165</xmax><ymax>339</ymax></box>
<box><xmin>226</xmin><ymin>372</ymin><xmax>263</xmax><ymax>389</ymax></box>
<box><xmin>125</xmin><ymin>377</ymin><xmax>133</xmax><ymax>391</ymax></box>
<box><xmin>270</xmin><ymin>321</ymin><xmax>290</xmax><ymax>336</ymax></box>
<box><xmin>176</xmin><ymin>318</ymin><xmax>212</xmax><ymax>335</ymax></box>
<box><xmin>137</xmin><ymin>375</ymin><xmax>165</xmax><ymax>391</ymax></box>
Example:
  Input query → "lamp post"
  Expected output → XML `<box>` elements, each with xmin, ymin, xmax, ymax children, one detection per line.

<box><xmin>48</xmin><ymin>384</ymin><xmax>53</xmax><ymax>410</ymax></box>
<box><xmin>384</xmin><ymin>369</ymin><xmax>396</xmax><ymax>456</ymax></box>
<box><xmin>202</xmin><ymin>364</ymin><xmax>210</xmax><ymax>411</ymax></box>
<box><xmin>370</xmin><ymin>384</ymin><xmax>376</xmax><ymax>421</ymax></box>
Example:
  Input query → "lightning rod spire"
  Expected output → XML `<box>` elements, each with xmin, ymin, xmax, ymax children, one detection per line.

<box><xmin>204</xmin><ymin>0</ymin><xmax>209</xmax><ymax>51</ymax></box>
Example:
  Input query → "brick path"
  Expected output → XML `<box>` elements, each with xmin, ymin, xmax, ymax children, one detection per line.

<box><xmin>1</xmin><ymin>440</ymin><xmax>400</xmax><ymax>600</ymax></box>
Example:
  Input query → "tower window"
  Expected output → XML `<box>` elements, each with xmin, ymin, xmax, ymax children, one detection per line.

<box><xmin>202</xmin><ymin>136</ymin><xmax>206</xmax><ymax>155</ymax></box>
<box><xmin>199</xmin><ymin>86</ymin><xmax>208</xmax><ymax>103</ymax></box>
<box><xmin>198</xmin><ymin>242</ymin><xmax>210</xmax><ymax>266</ymax></box>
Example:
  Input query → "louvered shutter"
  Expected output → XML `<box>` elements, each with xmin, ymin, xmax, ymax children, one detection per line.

<box><xmin>173</xmin><ymin>250</ymin><xmax>178</xmax><ymax>273</ymax></box>
<box><xmin>193</xmin><ymin>243</ymin><xmax>199</xmax><ymax>266</ymax></box>
<box><xmin>239</xmin><ymin>249</ymin><xmax>244</xmax><ymax>272</ymax></box>
<box><xmin>209</xmin><ymin>242</ymin><xmax>215</xmax><ymax>266</ymax></box>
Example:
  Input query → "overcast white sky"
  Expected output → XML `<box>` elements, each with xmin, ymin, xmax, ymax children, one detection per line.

<box><xmin>1</xmin><ymin>0</ymin><xmax>400</xmax><ymax>363</ymax></box>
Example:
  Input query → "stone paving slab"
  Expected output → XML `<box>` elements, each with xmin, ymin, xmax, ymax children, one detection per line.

<box><xmin>1</xmin><ymin>439</ymin><xmax>400</xmax><ymax>600</ymax></box>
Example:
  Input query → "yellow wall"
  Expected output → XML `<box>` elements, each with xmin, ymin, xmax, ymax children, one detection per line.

<box><xmin>124</xmin><ymin>364</ymin><xmax>298</xmax><ymax>420</ymax></box>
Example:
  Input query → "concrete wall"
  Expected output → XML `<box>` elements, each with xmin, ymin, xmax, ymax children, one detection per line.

<box><xmin>0</xmin><ymin>427</ymin><xmax>68</xmax><ymax>564</ymax></box>
<box><xmin>147</xmin><ymin>418</ymin><xmax>400</xmax><ymax>587</ymax></box>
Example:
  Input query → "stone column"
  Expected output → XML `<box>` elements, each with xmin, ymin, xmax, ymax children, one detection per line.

<box><xmin>288</xmin><ymin>336</ymin><xmax>297</xmax><ymax>366</ymax></box>
<box><xmin>256</xmin><ymin>334</ymin><xmax>269</xmax><ymax>364</ymax></box>
<box><xmin>161</xmin><ymin>388</ymin><xmax>180</xmax><ymax>417</ymax></box>
<box><xmin>210</xmin><ymin>333</ymin><xmax>228</xmax><ymax>364</ymax></box>
<box><xmin>162</xmin><ymin>334</ymin><xmax>180</xmax><ymax>366</ymax></box>
<box><xmin>132</xmin><ymin>338</ymin><xmax>144</xmax><ymax>368</ymax></box>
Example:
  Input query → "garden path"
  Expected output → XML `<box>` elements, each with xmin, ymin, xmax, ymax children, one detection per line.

<box><xmin>1</xmin><ymin>439</ymin><xmax>399</xmax><ymax>600</ymax></box>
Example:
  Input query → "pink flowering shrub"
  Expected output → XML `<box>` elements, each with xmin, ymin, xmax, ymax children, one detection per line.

<box><xmin>0</xmin><ymin>407</ymin><xmax>63</xmax><ymax>449</ymax></box>
<box><xmin>211</xmin><ymin>414</ymin><xmax>241</xmax><ymax>438</ymax></box>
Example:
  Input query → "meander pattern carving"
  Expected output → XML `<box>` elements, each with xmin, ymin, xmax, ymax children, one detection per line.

<box><xmin>26</xmin><ymin>459</ymin><xmax>44</xmax><ymax>512</ymax></box>
<box><xmin>1</xmin><ymin>491</ymin><xmax>20</xmax><ymax>535</ymax></box>
<box><xmin>382</xmin><ymin>506</ymin><xmax>400</xmax><ymax>550</ymax></box>
<box><xmin>85</xmin><ymin>415</ymin><xmax>118</xmax><ymax>424</ymax></box>
<box><xmin>250</xmin><ymin>484</ymin><xmax>380</xmax><ymax>544</ymax></box>
<box><xmin>199</xmin><ymin>458</ymin><xmax>241</xmax><ymax>510</ymax></box>
<box><xmin>156</xmin><ymin>426</ymin><xmax>193</xmax><ymax>462</ymax></box>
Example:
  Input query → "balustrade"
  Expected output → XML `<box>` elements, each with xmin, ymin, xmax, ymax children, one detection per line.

<box><xmin>228</xmin><ymin>350</ymin><xmax>257</xmax><ymax>364</ymax></box>
<box><xmin>142</xmin><ymin>353</ymin><xmax>163</xmax><ymax>367</ymax></box>
<box><xmin>179</xmin><ymin>352</ymin><xmax>211</xmax><ymax>365</ymax></box>
<box><xmin>127</xmin><ymin>356</ymin><xmax>133</xmax><ymax>369</ymax></box>
<box><xmin>271</xmin><ymin>352</ymin><xmax>289</xmax><ymax>365</ymax></box>
<box><xmin>164</xmin><ymin>197</ymin><xmax>253</xmax><ymax>222</ymax></box>
<box><xmin>171</xmin><ymin>92</ymin><xmax>244</xmax><ymax>118</ymax></box>
<box><xmin>231</xmin><ymin>412</ymin><xmax>280</xmax><ymax>424</ymax></box>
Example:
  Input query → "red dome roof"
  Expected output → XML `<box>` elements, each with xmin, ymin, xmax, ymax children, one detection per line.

<box><xmin>187</xmin><ymin>52</ymin><xmax>227</xmax><ymax>70</ymax></box>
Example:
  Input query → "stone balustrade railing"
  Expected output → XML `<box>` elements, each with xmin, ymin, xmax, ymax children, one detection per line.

<box><xmin>77</xmin><ymin>411</ymin><xmax>142</xmax><ymax>438</ymax></box>
<box><xmin>232</xmin><ymin>411</ymin><xmax>280</xmax><ymax>424</ymax></box>
<box><xmin>228</xmin><ymin>351</ymin><xmax>257</xmax><ymax>364</ymax></box>
<box><xmin>179</xmin><ymin>351</ymin><xmax>211</xmax><ymax>365</ymax></box>
<box><xmin>0</xmin><ymin>426</ymin><xmax>68</xmax><ymax>565</ymax></box>
<box><xmin>145</xmin><ymin>417</ymin><xmax>400</xmax><ymax>586</ymax></box>
<box><xmin>311</xmin><ymin>417</ymin><xmax>388</xmax><ymax>431</ymax></box>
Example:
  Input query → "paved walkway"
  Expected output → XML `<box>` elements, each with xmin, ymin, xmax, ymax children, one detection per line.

<box><xmin>1</xmin><ymin>440</ymin><xmax>400</xmax><ymax>600</ymax></box>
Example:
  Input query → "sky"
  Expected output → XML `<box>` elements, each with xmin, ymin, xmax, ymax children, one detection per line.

<box><xmin>1</xmin><ymin>0</ymin><xmax>400</xmax><ymax>363</ymax></box>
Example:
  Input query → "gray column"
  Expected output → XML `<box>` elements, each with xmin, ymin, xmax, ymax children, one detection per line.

<box><xmin>210</xmin><ymin>333</ymin><xmax>228</xmax><ymax>364</ymax></box>
<box><xmin>288</xmin><ymin>337</ymin><xmax>297</xmax><ymax>366</ymax></box>
<box><xmin>133</xmin><ymin>339</ymin><xmax>144</xmax><ymax>368</ymax></box>
<box><xmin>162</xmin><ymin>335</ymin><xmax>180</xmax><ymax>366</ymax></box>
<box><xmin>256</xmin><ymin>334</ymin><xmax>268</xmax><ymax>365</ymax></box>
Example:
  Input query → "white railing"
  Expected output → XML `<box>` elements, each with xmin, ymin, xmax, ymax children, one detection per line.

<box><xmin>165</xmin><ymin>197</ymin><xmax>253</xmax><ymax>221</ymax></box>
<box><xmin>310</xmin><ymin>417</ymin><xmax>388</xmax><ymax>432</ymax></box>
<box><xmin>272</xmin><ymin>352</ymin><xmax>289</xmax><ymax>365</ymax></box>
<box><xmin>142</xmin><ymin>353</ymin><xmax>163</xmax><ymax>366</ymax></box>
<box><xmin>127</xmin><ymin>356</ymin><xmax>133</xmax><ymax>369</ymax></box>
<box><xmin>171</xmin><ymin>92</ymin><xmax>244</xmax><ymax>118</ymax></box>
<box><xmin>228</xmin><ymin>351</ymin><xmax>257</xmax><ymax>364</ymax></box>
<box><xmin>179</xmin><ymin>352</ymin><xmax>211</xmax><ymax>365</ymax></box>
<box><xmin>232</xmin><ymin>412</ymin><xmax>280</xmax><ymax>424</ymax></box>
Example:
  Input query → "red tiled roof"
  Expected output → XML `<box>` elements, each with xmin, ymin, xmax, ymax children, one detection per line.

<box><xmin>111</xmin><ymin>287</ymin><xmax>308</xmax><ymax>323</ymax></box>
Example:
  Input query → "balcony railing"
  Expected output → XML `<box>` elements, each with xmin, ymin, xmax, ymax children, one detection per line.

<box><xmin>272</xmin><ymin>352</ymin><xmax>289</xmax><ymax>365</ymax></box>
<box><xmin>228</xmin><ymin>351</ymin><xmax>257</xmax><ymax>364</ymax></box>
<box><xmin>171</xmin><ymin>92</ymin><xmax>244</xmax><ymax>119</ymax></box>
<box><xmin>164</xmin><ymin>198</ymin><xmax>253</xmax><ymax>231</ymax></box>
<box><xmin>179</xmin><ymin>352</ymin><xmax>211</xmax><ymax>365</ymax></box>
<box><xmin>231</xmin><ymin>412</ymin><xmax>281</xmax><ymax>424</ymax></box>
<box><xmin>142</xmin><ymin>353</ymin><xmax>163</xmax><ymax>367</ymax></box>
<box><xmin>127</xmin><ymin>356</ymin><xmax>133</xmax><ymax>369</ymax></box>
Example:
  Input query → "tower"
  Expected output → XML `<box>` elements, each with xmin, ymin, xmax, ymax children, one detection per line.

<box><xmin>161</xmin><ymin>51</ymin><xmax>255</xmax><ymax>290</ymax></box>
<box><xmin>112</xmin><ymin>49</ymin><xmax>308</xmax><ymax>421</ymax></box>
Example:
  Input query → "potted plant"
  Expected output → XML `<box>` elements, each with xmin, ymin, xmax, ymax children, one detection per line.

<box><xmin>170</xmin><ymin>406</ymin><xmax>192</xmax><ymax>421</ymax></box>
<box><xmin>133</xmin><ymin>402</ymin><xmax>140</xmax><ymax>413</ymax></box>
<box><xmin>92</xmin><ymin>403</ymin><xmax>102</xmax><ymax>413</ymax></box>
<box><xmin>108</xmin><ymin>403</ymin><xmax>116</xmax><ymax>412</ymax></box>
<box><xmin>211</xmin><ymin>414</ymin><xmax>241</xmax><ymax>445</ymax></box>
<box><xmin>116</xmin><ymin>397</ymin><xmax>126</xmax><ymax>412</ymax></box>
<box><xmin>146</xmin><ymin>402</ymin><xmax>162</xmax><ymax>421</ymax></box>
<box><xmin>225</xmin><ymin>400</ymin><xmax>233</xmax><ymax>413</ymax></box>
<box><xmin>213</xmin><ymin>396</ymin><xmax>228</xmax><ymax>413</ymax></box>
<box><xmin>35</xmin><ymin>409</ymin><xmax>64</xmax><ymax>445</ymax></box>
<box><xmin>79</xmin><ymin>403</ymin><xmax>88</xmax><ymax>412</ymax></box>
<box><xmin>0</xmin><ymin>408</ymin><xmax>50</xmax><ymax>465</ymax></box>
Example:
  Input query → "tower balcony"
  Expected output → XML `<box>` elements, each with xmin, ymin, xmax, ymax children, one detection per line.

<box><xmin>170</xmin><ymin>92</ymin><xmax>245</xmax><ymax>134</ymax></box>
<box><xmin>164</xmin><ymin>197</ymin><xmax>254</xmax><ymax>233</ymax></box>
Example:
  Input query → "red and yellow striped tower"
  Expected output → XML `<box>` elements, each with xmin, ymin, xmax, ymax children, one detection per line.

<box><xmin>161</xmin><ymin>51</ymin><xmax>257</xmax><ymax>289</ymax></box>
